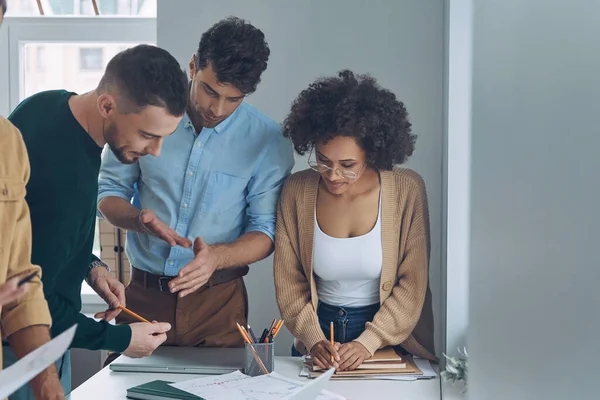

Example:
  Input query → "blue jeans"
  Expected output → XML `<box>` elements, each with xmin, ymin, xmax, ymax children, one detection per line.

<box><xmin>2</xmin><ymin>346</ymin><xmax>71</xmax><ymax>399</ymax></box>
<box><xmin>292</xmin><ymin>301</ymin><xmax>380</xmax><ymax>356</ymax></box>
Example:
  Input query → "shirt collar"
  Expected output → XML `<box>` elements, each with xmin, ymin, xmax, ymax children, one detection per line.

<box><xmin>213</xmin><ymin>102</ymin><xmax>243</xmax><ymax>134</ymax></box>
<box><xmin>183</xmin><ymin>114</ymin><xmax>195</xmax><ymax>133</ymax></box>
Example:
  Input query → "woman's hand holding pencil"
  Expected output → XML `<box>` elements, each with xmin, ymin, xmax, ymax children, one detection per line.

<box><xmin>309</xmin><ymin>339</ymin><xmax>340</xmax><ymax>370</ymax></box>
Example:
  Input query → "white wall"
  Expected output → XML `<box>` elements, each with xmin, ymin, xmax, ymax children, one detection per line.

<box><xmin>467</xmin><ymin>1</ymin><xmax>600</xmax><ymax>398</ymax></box>
<box><xmin>443</xmin><ymin>0</ymin><xmax>472</xmax><ymax>357</ymax></box>
<box><xmin>158</xmin><ymin>0</ymin><xmax>445</xmax><ymax>356</ymax></box>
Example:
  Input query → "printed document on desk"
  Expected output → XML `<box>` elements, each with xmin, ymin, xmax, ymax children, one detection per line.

<box><xmin>0</xmin><ymin>324</ymin><xmax>76</xmax><ymax>399</ymax></box>
<box><xmin>170</xmin><ymin>370</ymin><xmax>346</xmax><ymax>400</ymax></box>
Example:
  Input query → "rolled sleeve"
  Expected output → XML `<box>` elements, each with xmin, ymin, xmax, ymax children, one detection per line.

<box><xmin>97</xmin><ymin>147</ymin><xmax>140</xmax><ymax>217</ymax></box>
<box><xmin>245</xmin><ymin>132</ymin><xmax>294</xmax><ymax>241</ymax></box>
<box><xmin>1</xmin><ymin>121</ymin><xmax>52</xmax><ymax>339</ymax></box>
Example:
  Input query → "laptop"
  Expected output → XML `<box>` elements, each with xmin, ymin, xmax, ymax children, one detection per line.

<box><xmin>109</xmin><ymin>346</ymin><xmax>244</xmax><ymax>375</ymax></box>
<box><xmin>289</xmin><ymin>368</ymin><xmax>338</xmax><ymax>400</ymax></box>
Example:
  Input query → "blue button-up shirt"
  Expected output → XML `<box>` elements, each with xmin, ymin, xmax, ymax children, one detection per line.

<box><xmin>97</xmin><ymin>102</ymin><xmax>295</xmax><ymax>276</ymax></box>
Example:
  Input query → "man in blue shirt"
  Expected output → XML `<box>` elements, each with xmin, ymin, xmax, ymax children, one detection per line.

<box><xmin>97</xmin><ymin>17</ymin><xmax>294</xmax><ymax>351</ymax></box>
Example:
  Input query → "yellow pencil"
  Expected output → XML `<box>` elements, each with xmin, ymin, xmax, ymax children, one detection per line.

<box><xmin>118</xmin><ymin>305</ymin><xmax>150</xmax><ymax>323</ymax></box>
<box><xmin>330</xmin><ymin>321</ymin><xmax>334</xmax><ymax>363</ymax></box>
<box><xmin>273</xmin><ymin>320</ymin><xmax>284</xmax><ymax>338</ymax></box>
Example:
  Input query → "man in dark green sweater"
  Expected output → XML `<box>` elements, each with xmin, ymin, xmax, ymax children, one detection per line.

<box><xmin>3</xmin><ymin>44</ymin><xmax>188</xmax><ymax>398</ymax></box>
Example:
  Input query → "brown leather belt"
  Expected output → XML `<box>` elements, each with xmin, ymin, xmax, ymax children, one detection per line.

<box><xmin>131</xmin><ymin>265</ymin><xmax>249</xmax><ymax>292</ymax></box>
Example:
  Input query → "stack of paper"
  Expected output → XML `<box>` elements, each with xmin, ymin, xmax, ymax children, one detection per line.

<box><xmin>303</xmin><ymin>347</ymin><xmax>435</xmax><ymax>380</ymax></box>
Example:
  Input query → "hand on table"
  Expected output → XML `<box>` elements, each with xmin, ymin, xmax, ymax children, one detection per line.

<box><xmin>124</xmin><ymin>321</ymin><xmax>171</xmax><ymax>358</ymax></box>
<box><xmin>168</xmin><ymin>237</ymin><xmax>219</xmax><ymax>298</ymax></box>
<box><xmin>337</xmin><ymin>341</ymin><xmax>371</xmax><ymax>371</ymax></box>
<box><xmin>0</xmin><ymin>276</ymin><xmax>29</xmax><ymax>306</ymax></box>
<box><xmin>138</xmin><ymin>209</ymin><xmax>192</xmax><ymax>248</ymax></box>
<box><xmin>31</xmin><ymin>365</ymin><xmax>65</xmax><ymax>400</ymax></box>
<box><xmin>35</xmin><ymin>379</ymin><xmax>65</xmax><ymax>400</ymax></box>
<box><xmin>88</xmin><ymin>265</ymin><xmax>125</xmax><ymax>321</ymax></box>
<box><xmin>310</xmin><ymin>340</ymin><xmax>340</xmax><ymax>370</ymax></box>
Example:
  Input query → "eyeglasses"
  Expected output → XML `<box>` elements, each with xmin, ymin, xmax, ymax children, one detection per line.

<box><xmin>307</xmin><ymin>149</ymin><xmax>364</xmax><ymax>180</ymax></box>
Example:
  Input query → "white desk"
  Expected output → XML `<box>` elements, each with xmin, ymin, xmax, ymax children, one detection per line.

<box><xmin>67</xmin><ymin>357</ymin><xmax>441</xmax><ymax>400</ymax></box>
<box><xmin>441</xmin><ymin>379</ymin><xmax>466</xmax><ymax>400</ymax></box>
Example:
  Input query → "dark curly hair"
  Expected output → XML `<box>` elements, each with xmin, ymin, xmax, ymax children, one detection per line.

<box><xmin>282</xmin><ymin>70</ymin><xmax>416</xmax><ymax>171</ymax></box>
<box><xmin>195</xmin><ymin>16</ymin><xmax>270</xmax><ymax>94</ymax></box>
<box><xmin>98</xmin><ymin>44</ymin><xmax>188</xmax><ymax>117</ymax></box>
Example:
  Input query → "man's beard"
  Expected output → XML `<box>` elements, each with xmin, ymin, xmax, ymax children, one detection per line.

<box><xmin>187</xmin><ymin>101</ymin><xmax>220</xmax><ymax>129</ymax></box>
<box><xmin>103</xmin><ymin>121</ymin><xmax>136</xmax><ymax>164</ymax></box>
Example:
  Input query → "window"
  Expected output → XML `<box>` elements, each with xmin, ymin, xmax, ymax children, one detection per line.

<box><xmin>0</xmin><ymin>11</ymin><xmax>156</xmax><ymax>305</ymax></box>
<box><xmin>23</xmin><ymin>43</ymin><xmax>137</xmax><ymax>95</ymax></box>
<box><xmin>79</xmin><ymin>47</ymin><xmax>104</xmax><ymax>71</ymax></box>
<box><xmin>35</xmin><ymin>46</ymin><xmax>48</xmax><ymax>71</ymax></box>
<box><xmin>5</xmin><ymin>0</ymin><xmax>157</xmax><ymax>16</ymax></box>
<box><xmin>2</xmin><ymin>18</ymin><xmax>156</xmax><ymax>113</ymax></box>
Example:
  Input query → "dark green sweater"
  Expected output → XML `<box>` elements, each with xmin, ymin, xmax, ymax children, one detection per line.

<box><xmin>8</xmin><ymin>90</ymin><xmax>131</xmax><ymax>352</ymax></box>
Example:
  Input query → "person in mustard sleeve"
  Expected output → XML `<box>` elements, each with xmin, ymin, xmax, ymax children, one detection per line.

<box><xmin>0</xmin><ymin>121</ymin><xmax>64</xmax><ymax>400</ymax></box>
<box><xmin>274</xmin><ymin>70</ymin><xmax>438</xmax><ymax>371</ymax></box>
<box><xmin>0</xmin><ymin>1</ymin><xmax>64</xmax><ymax>399</ymax></box>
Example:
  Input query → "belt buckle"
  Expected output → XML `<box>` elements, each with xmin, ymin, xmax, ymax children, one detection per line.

<box><xmin>158</xmin><ymin>277</ymin><xmax>172</xmax><ymax>292</ymax></box>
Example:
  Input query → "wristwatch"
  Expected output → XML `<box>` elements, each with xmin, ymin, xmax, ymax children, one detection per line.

<box><xmin>86</xmin><ymin>260</ymin><xmax>110</xmax><ymax>284</ymax></box>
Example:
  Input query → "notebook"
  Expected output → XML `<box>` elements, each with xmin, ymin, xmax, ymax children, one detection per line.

<box><xmin>362</xmin><ymin>347</ymin><xmax>405</xmax><ymax>363</ymax></box>
<box><xmin>306</xmin><ymin>348</ymin><xmax>424</xmax><ymax>379</ymax></box>
<box><xmin>310</xmin><ymin>346</ymin><xmax>406</xmax><ymax>371</ymax></box>
<box><xmin>126</xmin><ymin>380</ymin><xmax>204</xmax><ymax>400</ymax></box>
<box><xmin>110</xmin><ymin>346</ymin><xmax>244</xmax><ymax>374</ymax></box>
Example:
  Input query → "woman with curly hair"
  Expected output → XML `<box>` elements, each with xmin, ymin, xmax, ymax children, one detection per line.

<box><xmin>273</xmin><ymin>70</ymin><xmax>438</xmax><ymax>372</ymax></box>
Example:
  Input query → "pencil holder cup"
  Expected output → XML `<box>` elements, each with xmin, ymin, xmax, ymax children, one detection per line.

<box><xmin>244</xmin><ymin>343</ymin><xmax>275</xmax><ymax>377</ymax></box>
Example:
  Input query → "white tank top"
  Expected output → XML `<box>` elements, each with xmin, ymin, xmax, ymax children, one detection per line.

<box><xmin>313</xmin><ymin>194</ymin><xmax>383</xmax><ymax>307</ymax></box>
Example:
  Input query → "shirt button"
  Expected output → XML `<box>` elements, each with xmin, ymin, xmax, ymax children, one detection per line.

<box><xmin>183</xmin><ymin>203</ymin><xmax>188</xmax><ymax>208</ymax></box>
<box><xmin>382</xmin><ymin>281</ymin><xmax>392</xmax><ymax>291</ymax></box>
<box><xmin>168</xmin><ymin>260</ymin><xmax>174</xmax><ymax>265</ymax></box>
<box><xmin>196</xmin><ymin>142</ymin><xmax>201</xmax><ymax>147</ymax></box>
<box><xmin>188</xmin><ymin>171</ymin><xmax>193</xmax><ymax>176</ymax></box>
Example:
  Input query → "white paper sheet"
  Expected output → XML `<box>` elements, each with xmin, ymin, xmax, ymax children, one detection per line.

<box><xmin>0</xmin><ymin>324</ymin><xmax>77</xmax><ymax>399</ymax></box>
<box><xmin>170</xmin><ymin>370</ymin><xmax>345</xmax><ymax>400</ymax></box>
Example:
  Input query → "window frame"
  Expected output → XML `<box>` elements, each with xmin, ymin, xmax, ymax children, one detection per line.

<box><xmin>0</xmin><ymin>16</ymin><xmax>156</xmax><ymax>308</ymax></box>
<box><xmin>0</xmin><ymin>16</ymin><xmax>156</xmax><ymax>115</ymax></box>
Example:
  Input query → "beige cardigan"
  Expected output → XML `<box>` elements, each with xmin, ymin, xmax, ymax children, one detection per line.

<box><xmin>273</xmin><ymin>168</ymin><xmax>438</xmax><ymax>362</ymax></box>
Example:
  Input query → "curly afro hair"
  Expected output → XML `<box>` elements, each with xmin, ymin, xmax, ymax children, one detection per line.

<box><xmin>282</xmin><ymin>70</ymin><xmax>416</xmax><ymax>171</ymax></box>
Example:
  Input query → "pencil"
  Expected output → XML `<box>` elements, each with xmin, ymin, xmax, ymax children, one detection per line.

<box><xmin>248</xmin><ymin>325</ymin><xmax>257</xmax><ymax>343</ymax></box>
<box><xmin>236</xmin><ymin>323</ymin><xmax>268</xmax><ymax>374</ymax></box>
<box><xmin>259</xmin><ymin>328</ymin><xmax>269</xmax><ymax>343</ymax></box>
<box><xmin>237</xmin><ymin>324</ymin><xmax>252</xmax><ymax>343</ymax></box>
<box><xmin>273</xmin><ymin>320</ymin><xmax>284</xmax><ymax>338</ymax></box>
<box><xmin>330</xmin><ymin>321</ymin><xmax>334</xmax><ymax>363</ymax></box>
<box><xmin>117</xmin><ymin>305</ymin><xmax>150</xmax><ymax>323</ymax></box>
<box><xmin>18</xmin><ymin>271</ymin><xmax>39</xmax><ymax>287</ymax></box>
<box><xmin>274</xmin><ymin>320</ymin><xmax>282</xmax><ymax>336</ymax></box>
<box><xmin>268</xmin><ymin>319</ymin><xmax>277</xmax><ymax>334</ymax></box>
